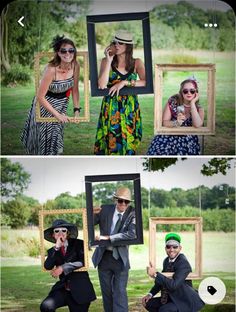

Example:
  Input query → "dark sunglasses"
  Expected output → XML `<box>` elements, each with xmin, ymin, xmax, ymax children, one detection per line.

<box><xmin>117</xmin><ymin>199</ymin><xmax>130</xmax><ymax>205</ymax></box>
<box><xmin>182</xmin><ymin>89</ymin><xmax>196</xmax><ymax>95</ymax></box>
<box><xmin>166</xmin><ymin>245</ymin><xmax>179</xmax><ymax>249</ymax></box>
<box><xmin>59</xmin><ymin>48</ymin><xmax>75</xmax><ymax>54</ymax></box>
<box><xmin>53</xmin><ymin>229</ymin><xmax>68</xmax><ymax>234</ymax></box>
<box><xmin>111</xmin><ymin>40</ymin><xmax>124</xmax><ymax>46</ymax></box>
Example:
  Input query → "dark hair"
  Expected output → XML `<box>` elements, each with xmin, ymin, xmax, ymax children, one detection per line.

<box><xmin>173</xmin><ymin>79</ymin><xmax>199</xmax><ymax>106</ymax></box>
<box><xmin>49</xmin><ymin>35</ymin><xmax>77</xmax><ymax>66</ymax></box>
<box><xmin>112</xmin><ymin>44</ymin><xmax>135</xmax><ymax>72</ymax></box>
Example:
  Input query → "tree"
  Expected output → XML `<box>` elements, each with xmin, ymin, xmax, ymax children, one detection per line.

<box><xmin>143</xmin><ymin>158</ymin><xmax>233</xmax><ymax>176</ymax></box>
<box><xmin>1</xmin><ymin>158</ymin><xmax>31</xmax><ymax>199</ymax></box>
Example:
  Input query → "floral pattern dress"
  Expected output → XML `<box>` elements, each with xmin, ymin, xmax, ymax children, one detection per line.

<box><xmin>147</xmin><ymin>96</ymin><xmax>200</xmax><ymax>155</ymax></box>
<box><xmin>94</xmin><ymin>67</ymin><xmax>142</xmax><ymax>155</ymax></box>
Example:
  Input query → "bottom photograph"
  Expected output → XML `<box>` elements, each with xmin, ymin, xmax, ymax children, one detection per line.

<box><xmin>1</xmin><ymin>157</ymin><xmax>235</xmax><ymax>312</ymax></box>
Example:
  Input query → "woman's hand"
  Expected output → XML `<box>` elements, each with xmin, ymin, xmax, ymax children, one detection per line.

<box><xmin>190</xmin><ymin>92</ymin><xmax>200</xmax><ymax>106</ymax></box>
<box><xmin>177</xmin><ymin>112</ymin><xmax>186</xmax><ymax>125</ymax></box>
<box><xmin>55</xmin><ymin>113</ymin><xmax>70</xmax><ymax>123</ymax></box>
<box><xmin>108</xmin><ymin>80</ymin><xmax>127</xmax><ymax>96</ymax></box>
<box><xmin>55</xmin><ymin>236</ymin><xmax>65</xmax><ymax>249</ymax></box>
<box><xmin>104</xmin><ymin>45</ymin><xmax>115</xmax><ymax>62</ymax></box>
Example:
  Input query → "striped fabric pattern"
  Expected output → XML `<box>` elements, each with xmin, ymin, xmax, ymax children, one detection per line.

<box><xmin>21</xmin><ymin>78</ymin><xmax>73</xmax><ymax>155</ymax></box>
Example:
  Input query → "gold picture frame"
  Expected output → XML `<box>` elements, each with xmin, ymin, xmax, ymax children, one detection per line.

<box><xmin>154</xmin><ymin>64</ymin><xmax>215</xmax><ymax>135</ymax></box>
<box><xmin>149</xmin><ymin>217</ymin><xmax>202</xmax><ymax>279</ymax></box>
<box><xmin>39</xmin><ymin>208</ymin><xmax>89</xmax><ymax>272</ymax></box>
<box><xmin>34</xmin><ymin>51</ymin><xmax>89</xmax><ymax>123</ymax></box>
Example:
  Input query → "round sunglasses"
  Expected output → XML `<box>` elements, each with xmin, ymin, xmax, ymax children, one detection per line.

<box><xmin>182</xmin><ymin>89</ymin><xmax>196</xmax><ymax>95</ymax></box>
<box><xmin>117</xmin><ymin>199</ymin><xmax>130</xmax><ymax>205</ymax></box>
<box><xmin>59</xmin><ymin>48</ymin><xmax>75</xmax><ymax>54</ymax></box>
<box><xmin>53</xmin><ymin>228</ymin><xmax>68</xmax><ymax>234</ymax></box>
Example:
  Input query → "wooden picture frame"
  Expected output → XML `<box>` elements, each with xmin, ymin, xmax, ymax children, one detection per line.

<box><xmin>34</xmin><ymin>51</ymin><xmax>89</xmax><ymax>123</ymax></box>
<box><xmin>39</xmin><ymin>208</ymin><xmax>89</xmax><ymax>271</ymax></box>
<box><xmin>85</xmin><ymin>173</ymin><xmax>143</xmax><ymax>247</ymax></box>
<box><xmin>154</xmin><ymin>64</ymin><xmax>215</xmax><ymax>135</ymax></box>
<box><xmin>149</xmin><ymin>217</ymin><xmax>202</xmax><ymax>279</ymax></box>
<box><xmin>86</xmin><ymin>12</ymin><xmax>153</xmax><ymax>96</ymax></box>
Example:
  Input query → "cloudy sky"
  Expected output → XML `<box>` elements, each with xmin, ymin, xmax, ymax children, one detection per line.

<box><xmin>8</xmin><ymin>157</ymin><xmax>235</xmax><ymax>203</ymax></box>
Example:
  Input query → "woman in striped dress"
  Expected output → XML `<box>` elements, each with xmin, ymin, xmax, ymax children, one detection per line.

<box><xmin>21</xmin><ymin>35</ymin><xmax>80</xmax><ymax>155</ymax></box>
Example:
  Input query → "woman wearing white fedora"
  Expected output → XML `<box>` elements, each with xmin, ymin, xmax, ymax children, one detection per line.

<box><xmin>94</xmin><ymin>30</ymin><xmax>146</xmax><ymax>155</ymax></box>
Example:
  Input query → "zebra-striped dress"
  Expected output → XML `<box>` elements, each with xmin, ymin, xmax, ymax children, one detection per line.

<box><xmin>21</xmin><ymin>77</ymin><xmax>73</xmax><ymax>155</ymax></box>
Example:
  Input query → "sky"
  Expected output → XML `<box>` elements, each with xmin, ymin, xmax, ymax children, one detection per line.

<box><xmin>88</xmin><ymin>0</ymin><xmax>233</xmax><ymax>15</ymax></box>
<box><xmin>8</xmin><ymin>157</ymin><xmax>235</xmax><ymax>203</ymax></box>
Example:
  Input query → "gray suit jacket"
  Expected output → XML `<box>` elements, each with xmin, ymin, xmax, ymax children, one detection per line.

<box><xmin>92</xmin><ymin>204</ymin><xmax>136</xmax><ymax>269</ymax></box>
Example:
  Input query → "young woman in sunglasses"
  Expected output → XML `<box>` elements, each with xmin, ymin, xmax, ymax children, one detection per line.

<box><xmin>21</xmin><ymin>35</ymin><xmax>80</xmax><ymax>155</ymax></box>
<box><xmin>147</xmin><ymin>78</ymin><xmax>204</xmax><ymax>155</ymax></box>
<box><xmin>94</xmin><ymin>30</ymin><xmax>146</xmax><ymax>155</ymax></box>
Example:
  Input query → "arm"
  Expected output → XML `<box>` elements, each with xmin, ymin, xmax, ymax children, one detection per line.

<box><xmin>72</xmin><ymin>62</ymin><xmax>80</xmax><ymax>118</ymax></box>
<box><xmin>190</xmin><ymin>93</ymin><xmax>204</xmax><ymax>127</ymax></box>
<box><xmin>44</xmin><ymin>247</ymin><xmax>59</xmax><ymax>270</ymax></box>
<box><xmin>98</xmin><ymin>47</ymin><xmax>114</xmax><ymax>89</ymax></box>
<box><xmin>110</xmin><ymin>213</ymin><xmax>136</xmax><ymax>242</ymax></box>
<box><xmin>36</xmin><ymin>65</ymin><xmax>70</xmax><ymax>123</ymax></box>
<box><xmin>134</xmin><ymin>58</ymin><xmax>146</xmax><ymax>87</ymax></box>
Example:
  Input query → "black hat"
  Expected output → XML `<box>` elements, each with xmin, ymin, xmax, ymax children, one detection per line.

<box><xmin>44</xmin><ymin>219</ymin><xmax>78</xmax><ymax>243</ymax></box>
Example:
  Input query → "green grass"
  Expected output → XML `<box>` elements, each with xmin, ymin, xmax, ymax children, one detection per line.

<box><xmin>1</xmin><ymin>267</ymin><xmax>235</xmax><ymax>312</ymax></box>
<box><xmin>1</xmin><ymin>50</ymin><xmax>235</xmax><ymax>155</ymax></box>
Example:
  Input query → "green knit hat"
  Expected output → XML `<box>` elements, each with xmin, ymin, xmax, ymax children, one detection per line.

<box><xmin>165</xmin><ymin>232</ymin><xmax>181</xmax><ymax>246</ymax></box>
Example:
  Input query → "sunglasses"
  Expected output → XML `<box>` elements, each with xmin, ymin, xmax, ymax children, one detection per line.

<box><xmin>166</xmin><ymin>245</ymin><xmax>179</xmax><ymax>249</ymax></box>
<box><xmin>59</xmin><ymin>48</ymin><xmax>75</xmax><ymax>54</ymax></box>
<box><xmin>53</xmin><ymin>228</ymin><xmax>68</xmax><ymax>234</ymax></box>
<box><xmin>117</xmin><ymin>199</ymin><xmax>130</xmax><ymax>205</ymax></box>
<box><xmin>111</xmin><ymin>40</ymin><xmax>124</xmax><ymax>46</ymax></box>
<box><xmin>182</xmin><ymin>89</ymin><xmax>196</xmax><ymax>95</ymax></box>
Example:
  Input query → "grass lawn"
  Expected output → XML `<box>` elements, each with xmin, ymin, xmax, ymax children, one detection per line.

<box><xmin>1</xmin><ymin>50</ymin><xmax>235</xmax><ymax>155</ymax></box>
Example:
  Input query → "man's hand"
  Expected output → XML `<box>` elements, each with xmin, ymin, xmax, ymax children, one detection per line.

<box><xmin>93</xmin><ymin>206</ymin><xmax>102</xmax><ymax>214</ymax></box>
<box><xmin>141</xmin><ymin>294</ymin><xmax>152</xmax><ymax>307</ymax></box>
<box><xmin>146</xmin><ymin>262</ymin><xmax>157</xmax><ymax>278</ymax></box>
<box><xmin>55</xmin><ymin>236</ymin><xmax>65</xmax><ymax>249</ymax></box>
<box><xmin>51</xmin><ymin>266</ymin><xmax>63</xmax><ymax>278</ymax></box>
<box><xmin>95</xmin><ymin>235</ymin><xmax>110</xmax><ymax>241</ymax></box>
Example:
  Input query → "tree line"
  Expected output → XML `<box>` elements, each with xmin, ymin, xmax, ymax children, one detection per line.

<box><xmin>1</xmin><ymin>1</ymin><xmax>234</xmax><ymax>85</ymax></box>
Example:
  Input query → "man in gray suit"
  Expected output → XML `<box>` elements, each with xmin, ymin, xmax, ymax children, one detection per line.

<box><xmin>142</xmin><ymin>233</ymin><xmax>204</xmax><ymax>312</ymax></box>
<box><xmin>92</xmin><ymin>187</ymin><xmax>136</xmax><ymax>312</ymax></box>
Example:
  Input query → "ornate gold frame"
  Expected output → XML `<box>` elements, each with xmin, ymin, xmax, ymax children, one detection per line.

<box><xmin>34</xmin><ymin>51</ymin><xmax>89</xmax><ymax>123</ymax></box>
<box><xmin>154</xmin><ymin>64</ymin><xmax>215</xmax><ymax>135</ymax></box>
<box><xmin>39</xmin><ymin>208</ymin><xmax>89</xmax><ymax>272</ymax></box>
<box><xmin>149</xmin><ymin>217</ymin><xmax>202</xmax><ymax>279</ymax></box>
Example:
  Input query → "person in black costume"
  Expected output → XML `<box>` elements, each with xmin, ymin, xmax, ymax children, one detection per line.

<box><xmin>40</xmin><ymin>219</ymin><xmax>96</xmax><ymax>312</ymax></box>
<box><xmin>142</xmin><ymin>233</ymin><xmax>204</xmax><ymax>312</ymax></box>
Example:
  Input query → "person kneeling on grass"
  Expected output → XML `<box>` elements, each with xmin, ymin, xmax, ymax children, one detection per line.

<box><xmin>142</xmin><ymin>233</ymin><xmax>204</xmax><ymax>312</ymax></box>
<box><xmin>40</xmin><ymin>219</ymin><xmax>96</xmax><ymax>312</ymax></box>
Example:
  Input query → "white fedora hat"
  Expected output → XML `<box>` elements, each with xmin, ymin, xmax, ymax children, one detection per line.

<box><xmin>113</xmin><ymin>187</ymin><xmax>133</xmax><ymax>201</ymax></box>
<box><xmin>113</xmin><ymin>30</ymin><xmax>134</xmax><ymax>44</ymax></box>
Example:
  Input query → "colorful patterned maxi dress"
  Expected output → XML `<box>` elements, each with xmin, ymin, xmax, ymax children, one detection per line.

<box><xmin>147</xmin><ymin>96</ymin><xmax>200</xmax><ymax>155</ymax></box>
<box><xmin>21</xmin><ymin>77</ymin><xmax>73</xmax><ymax>155</ymax></box>
<box><xmin>94</xmin><ymin>67</ymin><xmax>142</xmax><ymax>155</ymax></box>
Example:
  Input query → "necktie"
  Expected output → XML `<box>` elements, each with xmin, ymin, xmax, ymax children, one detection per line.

<box><xmin>61</xmin><ymin>245</ymin><xmax>66</xmax><ymax>256</ymax></box>
<box><xmin>161</xmin><ymin>261</ymin><xmax>174</xmax><ymax>304</ymax></box>
<box><xmin>112</xmin><ymin>213</ymin><xmax>122</xmax><ymax>260</ymax></box>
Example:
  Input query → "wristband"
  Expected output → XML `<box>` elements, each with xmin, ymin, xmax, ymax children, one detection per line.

<box><xmin>74</xmin><ymin>107</ymin><xmax>81</xmax><ymax>113</ymax></box>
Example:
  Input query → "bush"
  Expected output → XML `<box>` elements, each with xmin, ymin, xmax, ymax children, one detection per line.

<box><xmin>2</xmin><ymin>64</ymin><xmax>32</xmax><ymax>86</ymax></box>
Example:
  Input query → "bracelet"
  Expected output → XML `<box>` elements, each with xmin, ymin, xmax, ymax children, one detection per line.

<box><xmin>131</xmin><ymin>79</ymin><xmax>136</xmax><ymax>87</ymax></box>
<box><xmin>74</xmin><ymin>107</ymin><xmax>81</xmax><ymax>113</ymax></box>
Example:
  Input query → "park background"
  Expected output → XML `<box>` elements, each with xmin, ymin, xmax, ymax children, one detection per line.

<box><xmin>1</xmin><ymin>157</ymin><xmax>235</xmax><ymax>311</ymax></box>
<box><xmin>1</xmin><ymin>0</ymin><xmax>235</xmax><ymax>155</ymax></box>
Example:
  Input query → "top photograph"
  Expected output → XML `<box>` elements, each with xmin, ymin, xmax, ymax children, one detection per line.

<box><xmin>1</xmin><ymin>0</ymin><xmax>235</xmax><ymax>156</ymax></box>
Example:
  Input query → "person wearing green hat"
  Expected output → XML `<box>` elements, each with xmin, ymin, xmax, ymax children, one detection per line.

<box><xmin>40</xmin><ymin>219</ymin><xmax>96</xmax><ymax>312</ymax></box>
<box><xmin>142</xmin><ymin>233</ymin><xmax>204</xmax><ymax>311</ymax></box>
